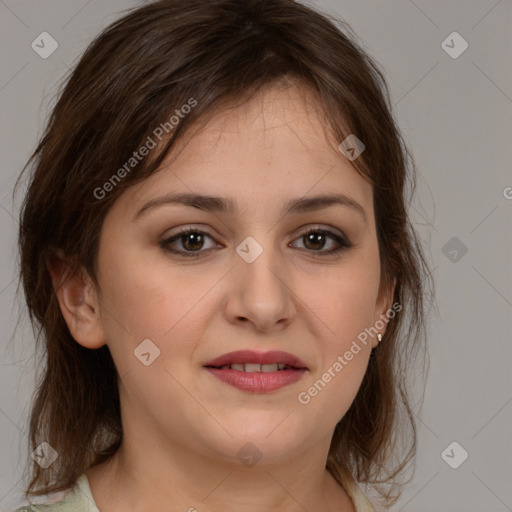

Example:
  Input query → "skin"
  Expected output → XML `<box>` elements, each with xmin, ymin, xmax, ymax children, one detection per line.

<box><xmin>49</xmin><ymin>80</ymin><xmax>395</xmax><ymax>512</ymax></box>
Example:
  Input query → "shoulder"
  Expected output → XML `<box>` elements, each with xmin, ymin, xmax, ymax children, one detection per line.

<box><xmin>13</xmin><ymin>493</ymin><xmax>82</xmax><ymax>512</ymax></box>
<box><xmin>13</xmin><ymin>475</ymin><xmax>97</xmax><ymax>512</ymax></box>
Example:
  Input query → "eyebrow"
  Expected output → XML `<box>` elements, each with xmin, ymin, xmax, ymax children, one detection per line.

<box><xmin>133</xmin><ymin>192</ymin><xmax>367</xmax><ymax>224</ymax></box>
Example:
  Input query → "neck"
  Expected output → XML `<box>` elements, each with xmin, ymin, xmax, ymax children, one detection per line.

<box><xmin>87</xmin><ymin>438</ymin><xmax>355</xmax><ymax>512</ymax></box>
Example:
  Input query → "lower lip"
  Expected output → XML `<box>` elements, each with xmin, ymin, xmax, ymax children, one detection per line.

<box><xmin>205</xmin><ymin>367</ymin><xmax>307</xmax><ymax>392</ymax></box>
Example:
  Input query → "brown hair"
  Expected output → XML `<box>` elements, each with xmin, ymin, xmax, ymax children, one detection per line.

<box><xmin>16</xmin><ymin>0</ymin><xmax>433</xmax><ymax>507</ymax></box>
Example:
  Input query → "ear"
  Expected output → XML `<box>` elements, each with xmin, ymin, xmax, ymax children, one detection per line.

<box><xmin>46</xmin><ymin>249</ymin><xmax>106</xmax><ymax>349</ymax></box>
<box><xmin>371</xmin><ymin>274</ymin><xmax>397</xmax><ymax>349</ymax></box>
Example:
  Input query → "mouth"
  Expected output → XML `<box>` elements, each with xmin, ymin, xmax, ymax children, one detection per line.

<box><xmin>207</xmin><ymin>362</ymin><xmax>301</xmax><ymax>372</ymax></box>
<box><xmin>203</xmin><ymin>350</ymin><xmax>308</xmax><ymax>393</ymax></box>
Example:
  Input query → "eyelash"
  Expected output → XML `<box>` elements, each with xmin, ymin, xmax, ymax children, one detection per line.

<box><xmin>159</xmin><ymin>227</ymin><xmax>352</xmax><ymax>258</ymax></box>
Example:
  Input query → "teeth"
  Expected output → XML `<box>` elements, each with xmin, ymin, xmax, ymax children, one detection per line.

<box><xmin>217</xmin><ymin>363</ymin><xmax>292</xmax><ymax>372</ymax></box>
<box><xmin>244</xmin><ymin>363</ymin><xmax>261</xmax><ymax>373</ymax></box>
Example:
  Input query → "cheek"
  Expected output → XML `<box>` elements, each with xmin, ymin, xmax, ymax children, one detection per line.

<box><xmin>295</xmin><ymin>253</ymin><xmax>380</xmax><ymax>419</ymax></box>
<box><xmin>96</xmin><ymin>245</ymin><xmax>222</xmax><ymax>370</ymax></box>
<box><xmin>304</xmin><ymin>250</ymin><xmax>381</xmax><ymax>345</ymax></box>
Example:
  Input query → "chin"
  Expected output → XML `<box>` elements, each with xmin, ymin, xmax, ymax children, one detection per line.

<box><xmin>204</xmin><ymin>416</ymin><xmax>314</xmax><ymax>465</ymax></box>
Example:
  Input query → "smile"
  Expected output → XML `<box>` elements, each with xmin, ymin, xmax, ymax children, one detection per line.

<box><xmin>204</xmin><ymin>350</ymin><xmax>308</xmax><ymax>392</ymax></box>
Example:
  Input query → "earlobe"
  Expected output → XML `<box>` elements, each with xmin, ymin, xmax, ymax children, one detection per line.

<box><xmin>46</xmin><ymin>250</ymin><xmax>106</xmax><ymax>349</ymax></box>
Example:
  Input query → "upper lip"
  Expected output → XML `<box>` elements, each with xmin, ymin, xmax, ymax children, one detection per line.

<box><xmin>204</xmin><ymin>350</ymin><xmax>308</xmax><ymax>369</ymax></box>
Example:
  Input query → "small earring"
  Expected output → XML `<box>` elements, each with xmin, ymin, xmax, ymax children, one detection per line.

<box><xmin>377</xmin><ymin>333</ymin><xmax>382</xmax><ymax>342</ymax></box>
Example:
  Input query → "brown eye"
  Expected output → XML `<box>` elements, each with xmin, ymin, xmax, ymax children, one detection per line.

<box><xmin>180</xmin><ymin>232</ymin><xmax>206</xmax><ymax>251</ymax></box>
<box><xmin>290</xmin><ymin>229</ymin><xmax>351</xmax><ymax>255</ymax></box>
<box><xmin>303</xmin><ymin>232</ymin><xmax>327</xmax><ymax>250</ymax></box>
<box><xmin>160</xmin><ymin>229</ymin><xmax>219</xmax><ymax>257</ymax></box>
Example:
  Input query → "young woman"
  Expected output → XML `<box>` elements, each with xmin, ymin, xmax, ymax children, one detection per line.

<box><xmin>14</xmin><ymin>1</ymin><xmax>431</xmax><ymax>511</ymax></box>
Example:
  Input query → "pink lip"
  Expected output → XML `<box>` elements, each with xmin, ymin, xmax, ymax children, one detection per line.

<box><xmin>205</xmin><ymin>367</ymin><xmax>307</xmax><ymax>392</ymax></box>
<box><xmin>203</xmin><ymin>350</ymin><xmax>308</xmax><ymax>393</ymax></box>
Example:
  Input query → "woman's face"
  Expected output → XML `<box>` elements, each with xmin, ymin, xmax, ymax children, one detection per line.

<box><xmin>92</xmin><ymin>82</ymin><xmax>392</xmax><ymax>465</ymax></box>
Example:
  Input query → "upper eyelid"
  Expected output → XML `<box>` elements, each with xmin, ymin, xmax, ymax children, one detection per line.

<box><xmin>162</xmin><ymin>224</ymin><xmax>346</xmax><ymax>241</ymax></box>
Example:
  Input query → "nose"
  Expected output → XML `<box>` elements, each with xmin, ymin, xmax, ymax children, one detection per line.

<box><xmin>223</xmin><ymin>241</ymin><xmax>296</xmax><ymax>333</ymax></box>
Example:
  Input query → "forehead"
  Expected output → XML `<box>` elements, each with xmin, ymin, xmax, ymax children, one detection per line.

<box><xmin>114</xmin><ymin>82</ymin><xmax>374</xmax><ymax>220</ymax></box>
<box><xmin>172</xmin><ymin>82</ymin><xmax>342</xmax><ymax>168</ymax></box>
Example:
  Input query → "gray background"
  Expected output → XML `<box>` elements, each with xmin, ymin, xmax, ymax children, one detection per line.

<box><xmin>1</xmin><ymin>1</ymin><xmax>511</xmax><ymax>511</ymax></box>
